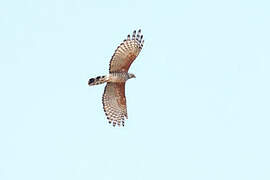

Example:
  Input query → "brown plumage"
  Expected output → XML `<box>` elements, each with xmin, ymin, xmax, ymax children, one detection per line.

<box><xmin>88</xmin><ymin>29</ymin><xmax>144</xmax><ymax>127</ymax></box>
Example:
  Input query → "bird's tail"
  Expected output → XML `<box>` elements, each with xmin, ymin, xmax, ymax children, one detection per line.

<box><xmin>88</xmin><ymin>75</ymin><xmax>108</xmax><ymax>86</ymax></box>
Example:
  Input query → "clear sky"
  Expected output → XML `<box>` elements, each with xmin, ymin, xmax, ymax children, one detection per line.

<box><xmin>0</xmin><ymin>0</ymin><xmax>270</xmax><ymax>179</ymax></box>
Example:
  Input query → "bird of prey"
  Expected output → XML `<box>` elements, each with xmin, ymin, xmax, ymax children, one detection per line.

<box><xmin>88</xmin><ymin>29</ymin><xmax>144</xmax><ymax>127</ymax></box>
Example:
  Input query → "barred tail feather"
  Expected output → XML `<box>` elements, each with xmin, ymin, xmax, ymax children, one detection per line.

<box><xmin>88</xmin><ymin>75</ymin><xmax>107</xmax><ymax>86</ymax></box>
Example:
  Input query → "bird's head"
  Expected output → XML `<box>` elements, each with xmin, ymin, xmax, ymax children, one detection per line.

<box><xmin>128</xmin><ymin>73</ymin><xmax>136</xmax><ymax>79</ymax></box>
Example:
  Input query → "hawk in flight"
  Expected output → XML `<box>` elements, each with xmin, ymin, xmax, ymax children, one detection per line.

<box><xmin>88</xmin><ymin>29</ymin><xmax>144</xmax><ymax>127</ymax></box>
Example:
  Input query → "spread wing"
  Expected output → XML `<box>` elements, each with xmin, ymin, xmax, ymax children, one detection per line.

<box><xmin>102</xmin><ymin>82</ymin><xmax>127</xmax><ymax>126</ymax></box>
<box><xmin>109</xmin><ymin>29</ymin><xmax>144</xmax><ymax>73</ymax></box>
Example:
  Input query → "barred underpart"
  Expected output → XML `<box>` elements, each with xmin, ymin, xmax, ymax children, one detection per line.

<box><xmin>108</xmin><ymin>72</ymin><xmax>130</xmax><ymax>82</ymax></box>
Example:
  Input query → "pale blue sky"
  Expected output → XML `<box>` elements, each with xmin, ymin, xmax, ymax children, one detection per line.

<box><xmin>0</xmin><ymin>0</ymin><xmax>270</xmax><ymax>179</ymax></box>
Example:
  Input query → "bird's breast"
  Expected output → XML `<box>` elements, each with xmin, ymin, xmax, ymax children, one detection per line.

<box><xmin>108</xmin><ymin>72</ymin><xmax>128</xmax><ymax>83</ymax></box>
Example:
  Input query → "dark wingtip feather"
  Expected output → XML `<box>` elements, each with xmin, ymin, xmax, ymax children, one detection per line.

<box><xmin>132</xmin><ymin>30</ymin><xmax>136</xmax><ymax>40</ymax></box>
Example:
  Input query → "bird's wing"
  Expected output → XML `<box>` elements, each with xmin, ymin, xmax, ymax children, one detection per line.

<box><xmin>109</xmin><ymin>29</ymin><xmax>144</xmax><ymax>73</ymax></box>
<box><xmin>102</xmin><ymin>82</ymin><xmax>127</xmax><ymax>126</ymax></box>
